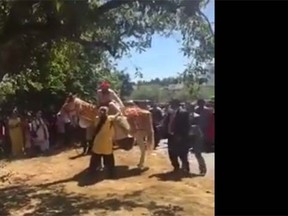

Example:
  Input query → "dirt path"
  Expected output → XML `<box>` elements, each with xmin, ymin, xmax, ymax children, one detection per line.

<box><xmin>0</xmin><ymin>142</ymin><xmax>214</xmax><ymax>216</ymax></box>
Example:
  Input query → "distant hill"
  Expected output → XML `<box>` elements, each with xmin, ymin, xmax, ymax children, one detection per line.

<box><xmin>130</xmin><ymin>75</ymin><xmax>214</xmax><ymax>101</ymax></box>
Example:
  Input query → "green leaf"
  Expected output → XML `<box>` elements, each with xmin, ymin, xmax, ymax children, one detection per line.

<box><xmin>55</xmin><ymin>0</ymin><xmax>63</xmax><ymax>12</ymax></box>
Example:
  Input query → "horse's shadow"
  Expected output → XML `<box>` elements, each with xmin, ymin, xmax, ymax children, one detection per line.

<box><xmin>43</xmin><ymin>166</ymin><xmax>149</xmax><ymax>188</ymax></box>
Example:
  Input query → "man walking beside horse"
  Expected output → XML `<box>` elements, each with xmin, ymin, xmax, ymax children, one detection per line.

<box><xmin>88</xmin><ymin>106</ymin><xmax>121</xmax><ymax>179</ymax></box>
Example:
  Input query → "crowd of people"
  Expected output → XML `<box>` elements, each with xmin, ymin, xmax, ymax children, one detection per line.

<box><xmin>0</xmin><ymin>108</ymin><xmax>75</xmax><ymax>158</ymax></box>
<box><xmin>152</xmin><ymin>98</ymin><xmax>214</xmax><ymax>175</ymax></box>
<box><xmin>87</xmin><ymin>97</ymin><xmax>214</xmax><ymax>178</ymax></box>
<box><xmin>0</xmin><ymin>81</ymin><xmax>215</xmax><ymax>179</ymax></box>
<box><xmin>148</xmin><ymin>98</ymin><xmax>215</xmax><ymax>150</ymax></box>
<box><xmin>0</xmin><ymin>99</ymin><xmax>214</xmax><ymax>152</ymax></box>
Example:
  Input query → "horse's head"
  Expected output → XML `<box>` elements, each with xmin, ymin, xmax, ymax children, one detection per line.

<box><xmin>59</xmin><ymin>94</ymin><xmax>99</xmax><ymax>128</ymax></box>
<box><xmin>58</xmin><ymin>93</ymin><xmax>78</xmax><ymax>123</ymax></box>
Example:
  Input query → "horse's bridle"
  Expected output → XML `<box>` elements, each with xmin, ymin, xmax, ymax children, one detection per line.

<box><xmin>60</xmin><ymin>102</ymin><xmax>77</xmax><ymax>118</ymax></box>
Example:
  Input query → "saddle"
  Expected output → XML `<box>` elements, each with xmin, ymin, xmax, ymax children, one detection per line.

<box><xmin>110</xmin><ymin>115</ymin><xmax>135</xmax><ymax>151</ymax></box>
<box><xmin>113</xmin><ymin>137</ymin><xmax>135</xmax><ymax>151</ymax></box>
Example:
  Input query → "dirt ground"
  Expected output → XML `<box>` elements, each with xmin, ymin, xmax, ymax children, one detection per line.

<box><xmin>0</xmin><ymin>141</ymin><xmax>214</xmax><ymax>216</ymax></box>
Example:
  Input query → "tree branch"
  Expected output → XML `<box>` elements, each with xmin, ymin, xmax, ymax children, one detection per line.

<box><xmin>198</xmin><ymin>9</ymin><xmax>214</xmax><ymax>38</ymax></box>
<box><xmin>95</xmin><ymin>0</ymin><xmax>181</xmax><ymax>17</ymax></box>
<box><xmin>0</xmin><ymin>21</ymin><xmax>61</xmax><ymax>47</ymax></box>
<box><xmin>76</xmin><ymin>39</ymin><xmax>115</xmax><ymax>56</ymax></box>
<box><xmin>97</xmin><ymin>0</ymin><xmax>131</xmax><ymax>14</ymax></box>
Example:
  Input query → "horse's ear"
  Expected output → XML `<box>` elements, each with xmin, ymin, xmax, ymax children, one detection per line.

<box><xmin>66</xmin><ymin>92</ymin><xmax>75</xmax><ymax>102</ymax></box>
<box><xmin>71</xmin><ymin>92</ymin><xmax>78</xmax><ymax>98</ymax></box>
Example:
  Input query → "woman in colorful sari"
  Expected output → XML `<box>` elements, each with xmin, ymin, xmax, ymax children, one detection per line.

<box><xmin>8</xmin><ymin>109</ymin><xmax>24</xmax><ymax>157</ymax></box>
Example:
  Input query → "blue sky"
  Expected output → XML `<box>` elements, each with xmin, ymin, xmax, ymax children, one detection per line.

<box><xmin>116</xmin><ymin>0</ymin><xmax>215</xmax><ymax>81</ymax></box>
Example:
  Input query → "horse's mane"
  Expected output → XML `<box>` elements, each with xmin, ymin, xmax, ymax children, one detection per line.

<box><xmin>72</xmin><ymin>97</ymin><xmax>98</xmax><ymax>121</ymax></box>
<box><xmin>74</xmin><ymin>97</ymin><xmax>96</xmax><ymax>110</ymax></box>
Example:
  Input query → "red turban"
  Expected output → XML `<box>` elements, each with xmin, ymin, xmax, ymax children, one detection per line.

<box><xmin>100</xmin><ymin>81</ymin><xmax>110</xmax><ymax>89</ymax></box>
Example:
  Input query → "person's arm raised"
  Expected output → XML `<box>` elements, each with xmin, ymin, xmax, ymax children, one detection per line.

<box><xmin>110</xmin><ymin>89</ymin><xmax>125</xmax><ymax>108</ymax></box>
<box><xmin>109</xmin><ymin>111</ymin><xmax>121</xmax><ymax>121</ymax></box>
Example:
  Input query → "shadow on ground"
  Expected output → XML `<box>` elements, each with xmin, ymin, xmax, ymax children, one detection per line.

<box><xmin>0</xmin><ymin>184</ymin><xmax>184</xmax><ymax>216</ymax></box>
<box><xmin>149</xmin><ymin>171</ymin><xmax>202</xmax><ymax>182</ymax></box>
<box><xmin>2</xmin><ymin>146</ymin><xmax>75</xmax><ymax>162</ymax></box>
<box><xmin>37</xmin><ymin>165</ymin><xmax>150</xmax><ymax>188</ymax></box>
<box><xmin>68</xmin><ymin>152</ymin><xmax>88</xmax><ymax>160</ymax></box>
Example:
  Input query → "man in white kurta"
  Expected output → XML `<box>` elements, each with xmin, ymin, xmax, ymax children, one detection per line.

<box><xmin>96</xmin><ymin>81</ymin><xmax>125</xmax><ymax>114</ymax></box>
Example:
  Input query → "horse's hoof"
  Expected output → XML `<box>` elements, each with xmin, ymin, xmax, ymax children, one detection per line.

<box><xmin>137</xmin><ymin>165</ymin><xmax>149</xmax><ymax>172</ymax></box>
<box><xmin>137</xmin><ymin>164</ymin><xmax>143</xmax><ymax>169</ymax></box>
<box><xmin>137</xmin><ymin>164</ymin><xmax>147</xmax><ymax>170</ymax></box>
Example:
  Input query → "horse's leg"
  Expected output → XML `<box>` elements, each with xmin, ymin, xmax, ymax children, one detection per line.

<box><xmin>135</xmin><ymin>131</ymin><xmax>146</xmax><ymax>168</ymax></box>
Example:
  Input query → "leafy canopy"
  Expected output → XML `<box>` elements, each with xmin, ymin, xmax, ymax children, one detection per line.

<box><xmin>0</xmin><ymin>0</ymin><xmax>214</xmax><ymax>110</ymax></box>
<box><xmin>0</xmin><ymin>0</ymin><xmax>214</xmax><ymax>76</ymax></box>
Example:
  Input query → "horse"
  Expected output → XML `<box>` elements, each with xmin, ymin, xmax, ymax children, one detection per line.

<box><xmin>59</xmin><ymin>94</ymin><xmax>155</xmax><ymax>168</ymax></box>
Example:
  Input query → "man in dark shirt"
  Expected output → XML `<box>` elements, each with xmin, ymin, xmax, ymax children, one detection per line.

<box><xmin>195</xmin><ymin>99</ymin><xmax>213</xmax><ymax>149</ymax></box>
<box><xmin>189</xmin><ymin>115</ymin><xmax>207</xmax><ymax>176</ymax></box>
<box><xmin>149</xmin><ymin>103</ymin><xmax>163</xmax><ymax>149</ymax></box>
<box><xmin>163</xmin><ymin>99</ymin><xmax>191</xmax><ymax>172</ymax></box>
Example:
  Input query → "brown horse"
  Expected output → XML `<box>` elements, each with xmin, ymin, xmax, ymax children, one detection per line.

<box><xmin>59</xmin><ymin>94</ymin><xmax>154</xmax><ymax>168</ymax></box>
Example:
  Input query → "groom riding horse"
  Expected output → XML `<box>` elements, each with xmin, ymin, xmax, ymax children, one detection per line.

<box><xmin>96</xmin><ymin>81</ymin><xmax>125</xmax><ymax>114</ymax></box>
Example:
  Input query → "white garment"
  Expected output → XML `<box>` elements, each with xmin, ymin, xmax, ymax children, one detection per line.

<box><xmin>31</xmin><ymin>118</ymin><xmax>49</xmax><ymax>151</ymax></box>
<box><xmin>97</xmin><ymin>88</ymin><xmax>125</xmax><ymax>108</ymax></box>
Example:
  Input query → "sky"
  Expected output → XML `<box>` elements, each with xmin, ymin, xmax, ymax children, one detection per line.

<box><xmin>116</xmin><ymin>0</ymin><xmax>215</xmax><ymax>82</ymax></box>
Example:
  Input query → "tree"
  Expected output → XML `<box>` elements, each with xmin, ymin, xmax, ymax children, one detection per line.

<box><xmin>114</xmin><ymin>71</ymin><xmax>134</xmax><ymax>99</ymax></box>
<box><xmin>0</xmin><ymin>39</ymin><xmax>123</xmax><ymax>111</ymax></box>
<box><xmin>137</xmin><ymin>77</ymin><xmax>181</xmax><ymax>86</ymax></box>
<box><xmin>0</xmin><ymin>0</ymin><xmax>214</xmax><ymax>110</ymax></box>
<box><xmin>0</xmin><ymin>0</ymin><xmax>214</xmax><ymax>81</ymax></box>
<box><xmin>130</xmin><ymin>85</ymin><xmax>161</xmax><ymax>102</ymax></box>
<box><xmin>130</xmin><ymin>76</ymin><xmax>215</xmax><ymax>102</ymax></box>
